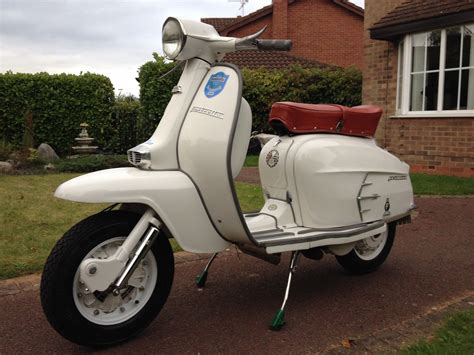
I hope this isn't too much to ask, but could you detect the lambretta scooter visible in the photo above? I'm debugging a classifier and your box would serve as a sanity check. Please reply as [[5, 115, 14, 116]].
[[40, 17, 415, 347]]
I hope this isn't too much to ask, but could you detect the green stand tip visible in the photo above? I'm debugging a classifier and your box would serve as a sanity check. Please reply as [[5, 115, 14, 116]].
[[195, 270, 208, 288], [270, 309, 285, 331]]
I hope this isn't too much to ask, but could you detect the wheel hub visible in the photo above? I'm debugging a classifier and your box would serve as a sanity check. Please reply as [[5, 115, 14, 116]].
[[77, 271, 144, 313], [354, 230, 388, 261], [357, 234, 382, 252], [72, 237, 157, 325]]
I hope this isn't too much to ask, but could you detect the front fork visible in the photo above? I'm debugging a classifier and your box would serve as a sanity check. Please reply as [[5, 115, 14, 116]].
[[79, 208, 160, 294]]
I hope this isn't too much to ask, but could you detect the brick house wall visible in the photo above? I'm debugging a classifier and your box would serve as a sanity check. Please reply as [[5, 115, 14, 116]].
[[226, 15, 273, 40], [363, 0, 474, 177], [226, 0, 364, 70], [287, 0, 363, 68]]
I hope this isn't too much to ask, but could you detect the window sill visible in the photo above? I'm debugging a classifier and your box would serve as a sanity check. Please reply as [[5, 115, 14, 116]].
[[390, 113, 474, 119]]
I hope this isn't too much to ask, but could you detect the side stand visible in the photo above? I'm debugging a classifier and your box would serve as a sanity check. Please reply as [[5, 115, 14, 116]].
[[195, 253, 218, 288], [270, 251, 300, 331]]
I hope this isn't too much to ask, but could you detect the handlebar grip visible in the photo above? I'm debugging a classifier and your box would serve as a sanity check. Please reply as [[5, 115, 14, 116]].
[[256, 39, 292, 51]]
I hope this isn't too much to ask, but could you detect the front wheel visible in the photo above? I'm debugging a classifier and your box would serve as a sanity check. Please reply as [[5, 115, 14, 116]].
[[335, 222, 396, 274], [40, 210, 174, 347]]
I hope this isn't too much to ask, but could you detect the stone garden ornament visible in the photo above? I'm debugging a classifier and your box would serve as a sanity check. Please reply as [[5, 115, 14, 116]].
[[40, 18, 416, 347], [72, 122, 98, 154]]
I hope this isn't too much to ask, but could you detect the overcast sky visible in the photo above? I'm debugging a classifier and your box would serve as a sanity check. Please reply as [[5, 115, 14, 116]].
[[0, 0, 364, 96]]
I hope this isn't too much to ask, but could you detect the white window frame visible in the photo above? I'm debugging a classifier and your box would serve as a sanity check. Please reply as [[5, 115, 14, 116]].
[[396, 24, 474, 117]]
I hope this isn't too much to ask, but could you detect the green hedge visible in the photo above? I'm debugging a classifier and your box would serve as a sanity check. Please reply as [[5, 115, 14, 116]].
[[0, 72, 114, 155], [138, 53, 182, 140], [137, 55, 362, 133], [107, 95, 142, 153], [55, 154, 130, 173], [0, 58, 362, 157], [242, 65, 362, 131]]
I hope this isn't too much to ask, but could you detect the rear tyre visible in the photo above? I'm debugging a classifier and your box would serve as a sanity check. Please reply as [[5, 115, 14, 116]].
[[335, 222, 396, 274], [40, 210, 174, 347]]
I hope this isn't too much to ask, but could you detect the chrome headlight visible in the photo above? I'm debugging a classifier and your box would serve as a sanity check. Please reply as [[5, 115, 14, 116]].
[[162, 18, 185, 60]]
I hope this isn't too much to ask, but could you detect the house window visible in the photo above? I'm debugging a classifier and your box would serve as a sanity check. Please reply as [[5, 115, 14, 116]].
[[398, 24, 474, 116]]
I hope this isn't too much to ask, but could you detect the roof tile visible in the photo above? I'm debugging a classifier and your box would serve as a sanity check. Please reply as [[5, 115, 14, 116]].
[[372, 0, 474, 29], [222, 51, 329, 70], [201, 18, 237, 32]]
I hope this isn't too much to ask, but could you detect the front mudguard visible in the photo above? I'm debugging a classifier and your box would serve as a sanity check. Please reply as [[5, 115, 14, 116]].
[[55, 168, 230, 253]]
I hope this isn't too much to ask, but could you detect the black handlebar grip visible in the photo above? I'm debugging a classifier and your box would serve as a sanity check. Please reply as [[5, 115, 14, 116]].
[[256, 39, 292, 51]]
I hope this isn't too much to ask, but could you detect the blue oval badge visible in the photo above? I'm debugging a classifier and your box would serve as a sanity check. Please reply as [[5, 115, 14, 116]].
[[204, 72, 229, 98]]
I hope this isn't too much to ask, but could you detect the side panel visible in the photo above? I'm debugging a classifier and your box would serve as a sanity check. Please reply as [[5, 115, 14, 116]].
[[54, 168, 230, 253], [178, 65, 254, 244], [291, 135, 414, 228]]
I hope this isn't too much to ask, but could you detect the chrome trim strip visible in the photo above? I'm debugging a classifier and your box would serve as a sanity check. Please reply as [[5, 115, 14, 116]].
[[253, 228, 283, 236], [253, 232, 295, 241], [356, 173, 370, 222], [296, 221, 373, 234], [357, 193, 380, 201], [255, 221, 385, 247]]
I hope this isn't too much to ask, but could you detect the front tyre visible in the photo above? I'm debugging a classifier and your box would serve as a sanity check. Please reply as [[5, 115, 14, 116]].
[[335, 222, 396, 274], [40, 210, 174, 347]]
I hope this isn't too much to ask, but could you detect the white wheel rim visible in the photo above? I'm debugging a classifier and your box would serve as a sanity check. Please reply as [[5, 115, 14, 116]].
[[72, 237, 158, 325], [353, 229, 388, 261]]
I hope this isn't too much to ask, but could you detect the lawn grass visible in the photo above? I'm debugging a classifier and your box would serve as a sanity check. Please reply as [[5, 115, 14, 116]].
[[411, 173, 474, 195], [0, 174, 105, 279], [244, 155, 259, 167], [0, 170, 471, 280], [235, 181, 265, 212], [0, 174, 264, 280], [401, 307, 474, 354]]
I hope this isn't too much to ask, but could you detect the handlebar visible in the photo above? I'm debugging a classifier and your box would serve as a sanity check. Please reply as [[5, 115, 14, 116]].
[[234, 27, 292, 52], [255, 39, 292, 51]]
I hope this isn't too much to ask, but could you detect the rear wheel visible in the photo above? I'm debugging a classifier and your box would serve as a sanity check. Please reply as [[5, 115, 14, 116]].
[[335, 222, 396, 274], [40, 210, 174, 347]]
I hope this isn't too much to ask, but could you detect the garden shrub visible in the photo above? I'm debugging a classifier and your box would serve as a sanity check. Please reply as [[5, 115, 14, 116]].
[[55, 154, 130, 173], [107, 94, 142, 153], [137, 53, 182, 141], [0, 58, 362, 157], [0, 72, 114, 155], [0, 140, 13, 161], [242, 65, 362, 131], [137, 56, 362, 133]]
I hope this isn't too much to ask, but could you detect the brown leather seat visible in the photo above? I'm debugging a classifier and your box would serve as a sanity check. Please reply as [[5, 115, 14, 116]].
[[269, 102, 382, 137]]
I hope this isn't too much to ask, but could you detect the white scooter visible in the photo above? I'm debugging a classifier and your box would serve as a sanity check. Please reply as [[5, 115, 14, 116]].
[[40, 17, 415, 347]]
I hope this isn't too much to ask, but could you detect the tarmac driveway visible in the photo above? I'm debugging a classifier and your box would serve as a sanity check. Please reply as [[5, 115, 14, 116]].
[[0, 197, 473, 353]]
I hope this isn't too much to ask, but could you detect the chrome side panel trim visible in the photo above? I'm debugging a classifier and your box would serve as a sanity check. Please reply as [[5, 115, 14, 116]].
[[254, 221, 385, 247]]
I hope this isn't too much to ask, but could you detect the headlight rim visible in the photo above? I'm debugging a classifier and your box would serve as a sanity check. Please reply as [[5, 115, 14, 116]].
[[162, 17, 186, 60]]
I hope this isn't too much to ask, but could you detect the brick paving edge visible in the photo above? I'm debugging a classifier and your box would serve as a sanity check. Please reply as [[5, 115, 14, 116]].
[[0, 249, 236, 298]]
